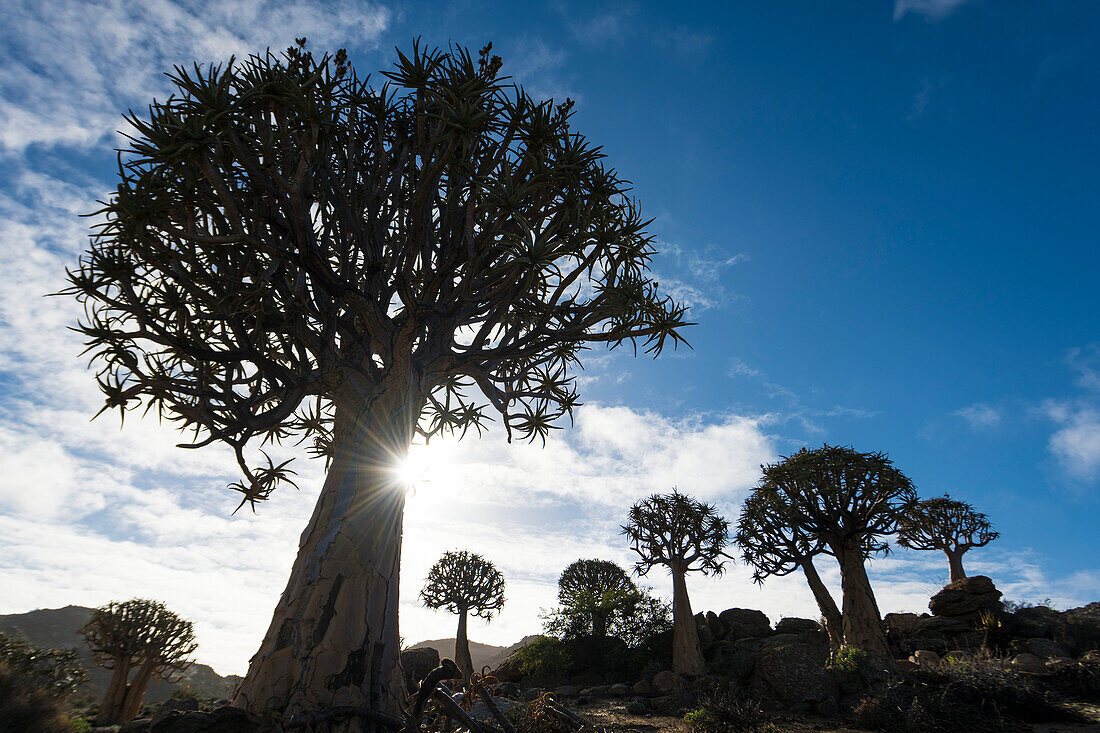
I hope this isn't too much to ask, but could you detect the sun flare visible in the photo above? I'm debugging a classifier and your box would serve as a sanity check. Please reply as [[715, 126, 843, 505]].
[[391, 440, 459, 489]]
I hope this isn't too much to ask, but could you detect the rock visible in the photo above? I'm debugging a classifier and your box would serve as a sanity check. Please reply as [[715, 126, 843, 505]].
[[1046, 656, 1076, 671], [624, 699, 651, 715], [708, 637, 766, 683], [705, 611, 724, 638], [652, 670, 682, 693], [585, 685, 609, 697], [120, 720, 152, 733], [895, 659, 919, 672], [718, 608, 771, 639], [1011, 653, 1047, 674], [928, 576, 1003, 621], [1010, 605, 1061, 638], [884, 612, 924, 636], [774, 617, 820, 635], [553, 685, 580, 698], [631, 678, 653, 696], [1080, 650, 1100, 663], [521, 688, 541, 701], [748, 636, 835, 712], [814, 696, 839, 717], [909, 650, 940, 667], [402, 646, 441, 690], [649, 695, 678, 714], [149, 707, 260, 733], [1057, 602, 1100, 655], [1026, 637, 1068, 659], [697, 622, 715, 651], [918, 615, 972, 636], [151, 698, 198, 725], [608, 683, 631, 697], [468, 699, 517, 721]]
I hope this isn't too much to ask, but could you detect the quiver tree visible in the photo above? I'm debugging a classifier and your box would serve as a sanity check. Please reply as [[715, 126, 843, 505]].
[[79, 599, 196, 725], [556, 559, 640, 639], [756, 446, 916, 657], [420, 550, 505, 680], [64, 40, 688, 721], [898, 494, 998, 583], [621, 490, 728, 676], [736, 491, 842, 650]]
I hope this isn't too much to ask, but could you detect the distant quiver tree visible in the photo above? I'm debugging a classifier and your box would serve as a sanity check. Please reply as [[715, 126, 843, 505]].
[[420, 550, 505, 680], [622, 489, 728, 676], [80, 599, 196, 725], [556, 559, 639, 639], [64, 40, 688, 721], [755, 446, 916, 657], [898, 493, 998, 583], [736, 490, 843, 650]]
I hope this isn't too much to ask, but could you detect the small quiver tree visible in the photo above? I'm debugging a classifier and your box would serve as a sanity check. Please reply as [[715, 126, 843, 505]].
[[621, 490, 728, 676], [898, 493, 998, 583], [736, 491, 842, 650], [420, 551, 505, 680], [556, 559, 640, 639], [80, 599, 196, 725], [756, 446, 916, 658], [0, 631, 89, 733], [64, 40, 688, 721]]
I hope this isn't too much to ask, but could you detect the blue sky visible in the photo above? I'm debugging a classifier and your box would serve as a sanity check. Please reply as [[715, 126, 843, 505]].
[[0, 0, 1097, 674]]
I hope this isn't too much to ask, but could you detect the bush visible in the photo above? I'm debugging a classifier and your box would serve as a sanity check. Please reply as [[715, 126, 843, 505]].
[[506, 692, 573, 733], [0, 662, 75, 733], [854, 652, 1086, 733], [0, 631, 88, 699], [826, 646, 868, 673], [683, 685, 771, 733], [511, 637, 570, 680]]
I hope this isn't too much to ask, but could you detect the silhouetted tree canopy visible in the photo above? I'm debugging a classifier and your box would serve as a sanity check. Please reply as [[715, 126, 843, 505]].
[[420, 550, 505, 619], [64, 40, 691, 511], [0, 632, 87, 700], [554, 559, 639, 638], [621, 489, 729, 576], [898, 493, 998, 582]]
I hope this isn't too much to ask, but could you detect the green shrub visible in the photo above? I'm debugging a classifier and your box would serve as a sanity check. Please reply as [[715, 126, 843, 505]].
[[512, 636, 570, 679], [683, 686, 770, 733], [826, 646, 868, 673]]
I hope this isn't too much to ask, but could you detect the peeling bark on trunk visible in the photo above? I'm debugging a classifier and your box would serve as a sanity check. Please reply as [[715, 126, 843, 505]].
[[670, 564, 706, 676], [836, 547, 889, 657], [946, 548, 967, 583], [234, 385, 422, 727], [95, 657, 130, 725], [454, 607, 474, 680], [802, 558, 843, 651]]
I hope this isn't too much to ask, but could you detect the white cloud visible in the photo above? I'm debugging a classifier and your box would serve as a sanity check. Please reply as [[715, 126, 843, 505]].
[[893, 0, 970, 21], [1046, 404, 1100, 480], [954, 402, 1002, 431]]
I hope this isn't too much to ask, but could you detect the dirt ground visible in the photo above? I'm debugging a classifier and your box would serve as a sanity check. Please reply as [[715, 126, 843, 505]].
[[571, 698, 1100, 732]]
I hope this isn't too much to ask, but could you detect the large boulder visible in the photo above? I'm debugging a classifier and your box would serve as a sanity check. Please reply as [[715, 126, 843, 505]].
[[774, 617, 820, 635], [928, 576, 1002, 621], [1056, 602, 1100, 655], [717, 608, 771, 639], [1009, 605, 1061, 639], [402, 646, 441, 691], [708, 636, 767, 683], [748, 635, 835, 712], [149, 706, 260, 733]]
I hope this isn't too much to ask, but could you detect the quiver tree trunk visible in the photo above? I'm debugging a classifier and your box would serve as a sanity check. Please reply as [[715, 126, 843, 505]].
[[802, 559, 843, 651], [670, 564, 706, 676], [836, 546, 889, 657], [591, 610, 609, 639], [95, 657, 130, 725], [119, 657, 157, 723], [946, 548, 967, 583], [235, 385, 422, 725], [454, 607, 474, 681]]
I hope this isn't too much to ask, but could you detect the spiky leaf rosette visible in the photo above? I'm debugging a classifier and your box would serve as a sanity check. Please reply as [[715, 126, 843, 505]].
[[897, 493, 998, 553], [79, 599, 196, 683], [736, 489, 825, 582], [420, 550, 505, 620], [756, 445, 917, 557], [621, 489, 729, 576], [64, 40, 690, 510]]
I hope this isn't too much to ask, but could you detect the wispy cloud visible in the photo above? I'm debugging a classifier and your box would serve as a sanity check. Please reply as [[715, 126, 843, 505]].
[[893, 0, 971, 22], [1044, 402, 1100, 480], [954, 402, 1002, 431]]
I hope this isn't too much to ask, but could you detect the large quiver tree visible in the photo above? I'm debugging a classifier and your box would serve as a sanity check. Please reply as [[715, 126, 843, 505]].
[[621, 490, 728, 676], [80, 599, 196, 725], [736, 491, 842, 650], [419, 551, 505, 680], [898, 493, 998, 583], [757, 446, 916, 657], [556, 559, 639, 639], [65, 41, 687, 722]]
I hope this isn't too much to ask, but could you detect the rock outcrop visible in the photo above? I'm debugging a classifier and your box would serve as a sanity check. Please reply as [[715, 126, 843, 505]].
[[929, 575, 1002, 621]]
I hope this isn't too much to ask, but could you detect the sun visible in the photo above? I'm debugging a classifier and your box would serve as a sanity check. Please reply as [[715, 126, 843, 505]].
[[391, 439, 458, 489]]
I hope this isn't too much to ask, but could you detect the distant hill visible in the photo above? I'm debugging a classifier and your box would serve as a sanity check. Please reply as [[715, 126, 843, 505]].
[[408, 635, 540, 672], [0, 605, 240, 704]]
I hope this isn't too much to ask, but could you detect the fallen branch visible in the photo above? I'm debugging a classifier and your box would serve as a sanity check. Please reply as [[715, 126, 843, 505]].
[[471, 679, 516, 733], [432, 688, 506, 733], [546, 700, 586, 729]]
